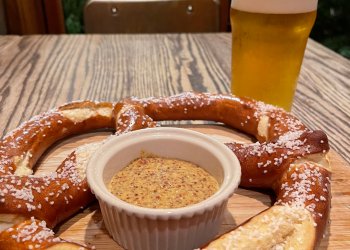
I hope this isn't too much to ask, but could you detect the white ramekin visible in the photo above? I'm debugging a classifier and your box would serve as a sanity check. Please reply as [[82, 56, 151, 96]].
[[87, 127, 241, 250]]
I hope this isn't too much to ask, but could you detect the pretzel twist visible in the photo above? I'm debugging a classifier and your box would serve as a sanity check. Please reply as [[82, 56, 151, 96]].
[[0, 92, 331, 249]]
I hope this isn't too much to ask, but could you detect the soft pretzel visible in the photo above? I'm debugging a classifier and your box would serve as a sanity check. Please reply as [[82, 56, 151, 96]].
[[115, 92, 331, 249], [0, 92, 331, 249], [0, 101, 114, 249], [0, 217, 91, 249]]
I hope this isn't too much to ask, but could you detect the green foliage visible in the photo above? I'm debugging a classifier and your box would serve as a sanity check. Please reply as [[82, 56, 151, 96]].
[[311, 0, 350, 58], [62, 0, 87, 33]]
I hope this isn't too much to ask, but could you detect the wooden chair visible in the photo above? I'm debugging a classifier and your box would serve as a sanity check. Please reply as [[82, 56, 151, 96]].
[[84, 0, 229, 33]]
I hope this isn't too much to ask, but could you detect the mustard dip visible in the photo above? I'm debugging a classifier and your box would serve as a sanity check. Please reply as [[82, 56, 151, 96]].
[[108, 157, 219, 209]]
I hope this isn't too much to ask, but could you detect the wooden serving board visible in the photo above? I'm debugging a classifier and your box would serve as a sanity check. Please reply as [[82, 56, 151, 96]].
[[36, 125, 350, 249]]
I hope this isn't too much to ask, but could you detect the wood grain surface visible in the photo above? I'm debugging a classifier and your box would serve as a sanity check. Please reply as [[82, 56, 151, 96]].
[[0, 34, 349, 163], [34, 125, 350, 249]]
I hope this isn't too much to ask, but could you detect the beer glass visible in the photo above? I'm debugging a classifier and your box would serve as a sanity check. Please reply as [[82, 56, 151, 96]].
[[230, 0, 318, 111]]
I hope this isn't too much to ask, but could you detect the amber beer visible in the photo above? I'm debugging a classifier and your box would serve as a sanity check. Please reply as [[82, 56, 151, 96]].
[[230, 0, 318, 110]]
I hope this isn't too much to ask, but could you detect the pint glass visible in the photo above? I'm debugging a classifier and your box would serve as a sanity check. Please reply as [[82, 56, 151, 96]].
[[230, 0, 317, 110]]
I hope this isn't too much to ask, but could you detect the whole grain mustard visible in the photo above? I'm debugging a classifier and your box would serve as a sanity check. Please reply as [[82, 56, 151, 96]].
[[108, 157, 219, 209]]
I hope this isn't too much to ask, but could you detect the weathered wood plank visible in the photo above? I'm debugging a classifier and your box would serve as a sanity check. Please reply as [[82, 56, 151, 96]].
[[0, 34, 348, 163]]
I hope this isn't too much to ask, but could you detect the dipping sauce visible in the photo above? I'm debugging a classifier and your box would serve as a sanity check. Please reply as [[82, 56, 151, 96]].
[[108, 157, 219, 209]]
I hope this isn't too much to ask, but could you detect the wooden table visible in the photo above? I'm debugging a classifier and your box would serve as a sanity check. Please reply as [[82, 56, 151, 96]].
[[0, 34, 349, 249]]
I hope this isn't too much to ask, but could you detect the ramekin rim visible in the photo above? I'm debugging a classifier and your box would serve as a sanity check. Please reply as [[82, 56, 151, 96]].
[[87, 127, 241, 219]]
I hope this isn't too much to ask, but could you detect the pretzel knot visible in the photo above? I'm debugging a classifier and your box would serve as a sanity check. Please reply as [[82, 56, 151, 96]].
[[0, 92, 331, 249]]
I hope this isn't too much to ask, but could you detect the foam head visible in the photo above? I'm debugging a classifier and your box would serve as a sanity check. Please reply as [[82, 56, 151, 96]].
[[231, 0, 318, 14]]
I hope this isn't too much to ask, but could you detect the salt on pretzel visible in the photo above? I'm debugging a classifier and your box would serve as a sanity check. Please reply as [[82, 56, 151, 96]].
[[0, 92, 331, 249], [0, 101, 114, 249], [0, 217, 90, 249], [116, 92, 331, 249]]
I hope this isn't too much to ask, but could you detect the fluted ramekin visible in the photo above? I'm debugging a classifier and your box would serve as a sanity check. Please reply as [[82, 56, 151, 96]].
[[87, 127, 241, 250]]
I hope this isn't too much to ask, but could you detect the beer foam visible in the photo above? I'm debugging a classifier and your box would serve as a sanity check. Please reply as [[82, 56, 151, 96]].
[[231, 0, 318, 14]]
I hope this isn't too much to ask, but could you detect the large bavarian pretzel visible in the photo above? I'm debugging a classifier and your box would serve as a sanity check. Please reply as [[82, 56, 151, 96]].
[[0, 92, 330, 249]]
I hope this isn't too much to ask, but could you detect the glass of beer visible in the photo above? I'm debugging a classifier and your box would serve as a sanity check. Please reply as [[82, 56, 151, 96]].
[[230, 0, 318, 111]]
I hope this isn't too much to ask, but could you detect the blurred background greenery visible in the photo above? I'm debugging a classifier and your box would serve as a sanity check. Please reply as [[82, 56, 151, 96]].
[[62, 0, 87, 34], [310, 0, 350, 58], [62, 0, 350, 58]]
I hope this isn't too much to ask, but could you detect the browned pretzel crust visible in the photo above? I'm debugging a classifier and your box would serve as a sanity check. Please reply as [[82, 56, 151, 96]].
[[0, 218, 91, 249], [0, 92, 331, 249], [0, 101, 113, 249], [117, 92, 331, 249]]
